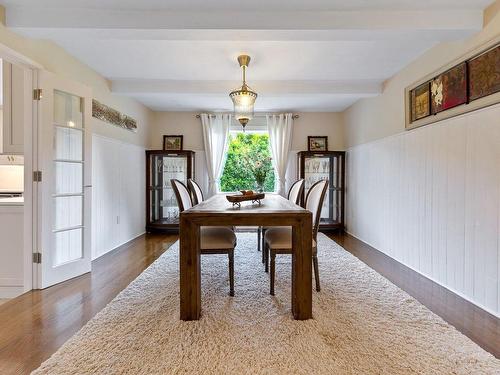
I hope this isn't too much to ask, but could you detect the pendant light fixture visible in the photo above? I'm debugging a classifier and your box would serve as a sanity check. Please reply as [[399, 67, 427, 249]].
[[229, 54, 258, 130]]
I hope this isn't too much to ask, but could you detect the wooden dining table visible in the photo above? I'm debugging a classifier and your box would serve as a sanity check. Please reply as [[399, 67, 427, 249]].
[[179, 193, 313, 321]]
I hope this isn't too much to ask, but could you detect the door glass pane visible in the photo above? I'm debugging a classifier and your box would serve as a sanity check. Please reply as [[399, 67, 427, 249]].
[[54, 126, 82, 160], [52, 89, 84, 266], [54, 228, 82, 266], [54, 162, 82, 195], [53, 195, 82, 230], [54, 90, 83, 128]]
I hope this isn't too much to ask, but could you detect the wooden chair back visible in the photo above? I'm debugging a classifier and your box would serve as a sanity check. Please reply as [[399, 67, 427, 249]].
[[287, 179, 304, 205], [170, 179, 193, 212], [305, 180, 329, 242], [187, 179, 204, 205]]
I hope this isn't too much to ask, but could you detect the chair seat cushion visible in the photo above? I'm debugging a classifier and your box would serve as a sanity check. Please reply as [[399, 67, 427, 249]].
[[264, 227, 316, 251], [201, 226, 237, 250]]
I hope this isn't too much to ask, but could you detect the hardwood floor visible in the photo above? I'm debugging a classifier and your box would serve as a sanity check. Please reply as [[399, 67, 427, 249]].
[[0, 233, 177, 375], [0, 231, 498, 374]]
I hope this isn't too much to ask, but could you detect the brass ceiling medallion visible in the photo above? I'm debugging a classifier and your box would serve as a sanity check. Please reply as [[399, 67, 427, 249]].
[[229, 54, 258, 131]]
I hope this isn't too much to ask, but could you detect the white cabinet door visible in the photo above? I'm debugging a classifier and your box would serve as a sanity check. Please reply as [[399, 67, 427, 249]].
[[2, 61, 29, 155], [35, 70, 92, 289]]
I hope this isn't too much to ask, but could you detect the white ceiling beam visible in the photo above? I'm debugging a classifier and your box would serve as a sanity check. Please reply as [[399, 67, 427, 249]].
[[111, 79, 382, 96], [6, 8, 483, 40], [4, 28, 479, 42]]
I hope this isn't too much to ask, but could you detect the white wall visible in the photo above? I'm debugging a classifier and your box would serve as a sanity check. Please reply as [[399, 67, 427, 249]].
[[343, 1, 500, 148], [92, 134, 145, 259], [151, 111, 345, 151], [0, 18, 155, 265], [150, 111, 344, 195], [347, 103, 500, 318], [342, 1, 500, 317], [0, 24, 154, 147]]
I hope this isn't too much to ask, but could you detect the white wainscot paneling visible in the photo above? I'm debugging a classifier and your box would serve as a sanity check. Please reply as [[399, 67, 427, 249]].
[[0, 206, 24, 298], [92, 135, 145, 260], [346, 104, 500, 317]]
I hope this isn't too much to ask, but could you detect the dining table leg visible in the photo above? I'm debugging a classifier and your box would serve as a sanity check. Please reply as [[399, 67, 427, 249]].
[[179, 216, 201, 320], [291, 214, 313, 320]]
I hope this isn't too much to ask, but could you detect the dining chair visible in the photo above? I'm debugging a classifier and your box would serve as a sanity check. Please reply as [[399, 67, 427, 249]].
[[171, 179, 237, 296], [187, 179, 204, 205], [257, 179, 304, 263], [263, 179, 328, 295]]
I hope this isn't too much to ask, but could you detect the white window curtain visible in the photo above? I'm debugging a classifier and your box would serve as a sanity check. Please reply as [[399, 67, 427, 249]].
[[200, 113, 231, 197], [266, 113, 293, 196]]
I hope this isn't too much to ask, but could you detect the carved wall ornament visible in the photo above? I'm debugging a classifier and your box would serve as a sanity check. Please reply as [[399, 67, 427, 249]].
[[92, 99, 137, 132]]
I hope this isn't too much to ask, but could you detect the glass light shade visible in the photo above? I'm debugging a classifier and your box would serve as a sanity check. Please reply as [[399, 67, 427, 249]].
[[229, 86, 257, 126]]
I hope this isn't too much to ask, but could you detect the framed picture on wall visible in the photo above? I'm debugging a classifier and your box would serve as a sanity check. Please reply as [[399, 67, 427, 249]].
[[430, 62, 467, 114], [406, 39, 500, 130], [468, 44, 500, 101], [163, 135, 183, 151], [308, 136, 328, 151], [410, 81, 431, 121]]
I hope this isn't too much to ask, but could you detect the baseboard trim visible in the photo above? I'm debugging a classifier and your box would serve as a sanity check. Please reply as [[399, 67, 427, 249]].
[[92, 231, 146, 261], [345, 230, 500, 320], [0, 285, 24, 299]]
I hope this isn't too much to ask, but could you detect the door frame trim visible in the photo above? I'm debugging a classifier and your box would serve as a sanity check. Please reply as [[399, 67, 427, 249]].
[[0, 43, 41, 292]]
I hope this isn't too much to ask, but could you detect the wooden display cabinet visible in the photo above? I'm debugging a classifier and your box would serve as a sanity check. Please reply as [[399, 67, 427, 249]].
[[146, 150, 195, 232], [297, 151, 345, 231]]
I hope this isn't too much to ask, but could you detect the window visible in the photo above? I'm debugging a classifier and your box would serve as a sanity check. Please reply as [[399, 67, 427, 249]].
[[220, 118, 275, 192]]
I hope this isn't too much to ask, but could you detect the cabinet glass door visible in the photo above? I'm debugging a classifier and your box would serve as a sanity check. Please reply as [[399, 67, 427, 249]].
[[149, 154, 187, 224], [331, 155, 341, 223], [304, 156, 331, 222]]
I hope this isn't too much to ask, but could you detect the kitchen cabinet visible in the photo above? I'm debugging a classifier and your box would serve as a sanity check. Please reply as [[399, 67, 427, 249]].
[[1, 61, 28, 155]]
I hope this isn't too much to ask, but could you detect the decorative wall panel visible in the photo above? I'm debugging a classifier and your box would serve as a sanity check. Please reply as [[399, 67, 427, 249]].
[[92, 99, 137, 132], [347, 104, 500, 317], [92, 135, 145, 259]]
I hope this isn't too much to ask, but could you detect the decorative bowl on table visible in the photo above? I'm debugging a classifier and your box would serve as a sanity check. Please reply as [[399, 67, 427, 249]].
[[226, 190, 265, 207]]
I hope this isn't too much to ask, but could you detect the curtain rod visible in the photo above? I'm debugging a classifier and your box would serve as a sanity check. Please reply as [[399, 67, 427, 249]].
[[195, 113, 299, 119]]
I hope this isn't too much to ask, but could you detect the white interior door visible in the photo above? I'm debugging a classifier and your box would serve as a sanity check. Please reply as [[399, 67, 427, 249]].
[[36, 70, 92, 288]]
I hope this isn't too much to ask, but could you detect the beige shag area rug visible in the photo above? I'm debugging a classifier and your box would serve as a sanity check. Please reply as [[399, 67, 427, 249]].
[[32, 233, 500, 374]]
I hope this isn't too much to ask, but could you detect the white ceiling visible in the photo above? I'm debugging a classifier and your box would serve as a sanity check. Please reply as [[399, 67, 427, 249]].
[[3, 0, 494, 112]]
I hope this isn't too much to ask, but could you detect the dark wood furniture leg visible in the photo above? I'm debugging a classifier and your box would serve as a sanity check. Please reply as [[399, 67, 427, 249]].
[[179, 216, 201, 320], [270, 251, 276, 295], [264, 242, 269, 273], [261, 227, 267, 264], [257, 227, 261, 251], [291, 216, 312, 320], [313, 255, 320, 292], [228, 251, 235, 297]]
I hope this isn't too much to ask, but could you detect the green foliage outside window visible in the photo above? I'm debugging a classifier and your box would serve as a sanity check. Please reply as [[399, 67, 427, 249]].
[[220, 133, 275, 192]]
